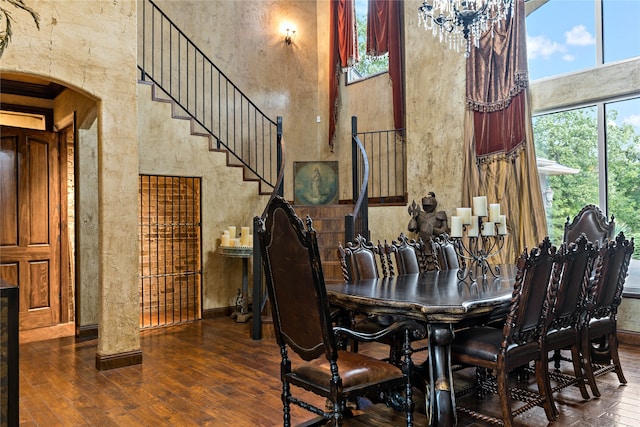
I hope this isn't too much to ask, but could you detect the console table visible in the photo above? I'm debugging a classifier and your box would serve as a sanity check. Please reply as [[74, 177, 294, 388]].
[[219, 246, 253, 323]]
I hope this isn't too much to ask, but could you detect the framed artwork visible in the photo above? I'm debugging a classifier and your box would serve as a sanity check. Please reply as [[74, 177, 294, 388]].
[[293, 161, 339, 206]]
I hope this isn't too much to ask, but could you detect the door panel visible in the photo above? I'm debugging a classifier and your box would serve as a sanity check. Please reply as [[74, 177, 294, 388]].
[[0, 127, 61, 330]]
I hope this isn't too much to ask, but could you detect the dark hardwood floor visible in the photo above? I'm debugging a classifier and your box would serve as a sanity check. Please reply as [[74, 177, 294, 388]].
[[19, 317, 640, 426]]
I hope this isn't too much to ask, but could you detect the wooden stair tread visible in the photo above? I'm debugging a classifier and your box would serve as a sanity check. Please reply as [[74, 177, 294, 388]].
[[293, 204, 353, 284]]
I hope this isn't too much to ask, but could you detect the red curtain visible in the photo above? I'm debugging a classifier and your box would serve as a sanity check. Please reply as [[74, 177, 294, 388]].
[[329, 0, 357, 150], [366, 0, 404, 130]]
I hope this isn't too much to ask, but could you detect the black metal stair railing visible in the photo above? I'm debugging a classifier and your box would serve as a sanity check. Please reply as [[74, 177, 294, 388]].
[[138, 0, 280, 192], [345, 116, 370, 244], [345, 116, 407, 244]]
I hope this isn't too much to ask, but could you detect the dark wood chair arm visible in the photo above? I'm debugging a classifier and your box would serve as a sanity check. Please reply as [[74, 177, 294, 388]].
[[333, 319, 426, 343]]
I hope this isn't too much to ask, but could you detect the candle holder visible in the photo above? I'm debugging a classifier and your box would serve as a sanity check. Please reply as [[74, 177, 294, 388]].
[[449, 197, 507, 283]]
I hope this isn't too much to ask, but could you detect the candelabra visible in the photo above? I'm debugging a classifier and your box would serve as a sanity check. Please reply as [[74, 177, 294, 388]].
[[449, 196, 507, 283]]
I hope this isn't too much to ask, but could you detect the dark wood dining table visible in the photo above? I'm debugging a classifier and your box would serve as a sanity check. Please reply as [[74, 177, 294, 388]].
[[326, 265, 518, 427]]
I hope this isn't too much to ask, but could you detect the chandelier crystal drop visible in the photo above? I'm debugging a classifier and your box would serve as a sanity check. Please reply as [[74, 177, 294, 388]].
[[418, 0, 514, 57]]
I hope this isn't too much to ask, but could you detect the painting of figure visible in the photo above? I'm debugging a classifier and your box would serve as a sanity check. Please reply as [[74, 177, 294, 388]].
[[293, 161, 339, 205]]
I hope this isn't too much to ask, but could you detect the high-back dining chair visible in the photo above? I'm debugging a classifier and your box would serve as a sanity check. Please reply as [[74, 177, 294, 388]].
[[433, 233, 460, 270], [564, 204, 615, 246], [451, 237, 558, 427], [543, 233, 598, 409], [391, 233, 423, 275], [337, 234, 381, 282], [581, 232, 634, 397], [257, 195, 417, 426]]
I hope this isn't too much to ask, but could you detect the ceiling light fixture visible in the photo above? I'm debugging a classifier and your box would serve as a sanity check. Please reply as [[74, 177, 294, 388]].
[[418, 0, 513, 57]]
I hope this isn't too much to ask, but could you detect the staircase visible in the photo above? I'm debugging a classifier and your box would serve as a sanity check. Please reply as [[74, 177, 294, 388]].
[[294, 204, 353, 284]]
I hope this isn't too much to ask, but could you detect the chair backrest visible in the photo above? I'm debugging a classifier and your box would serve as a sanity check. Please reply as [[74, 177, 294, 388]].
[[377, 240, 396, 278], [391, 233, 422, 275], [564, 204, 615, 246], [503, 237, 557, 347], [337, 234, 380, 282], [433, 233, 460, 270], [547, 233, 598, 330], [588, 232, 634, 321], [258, 195, 336, 361]]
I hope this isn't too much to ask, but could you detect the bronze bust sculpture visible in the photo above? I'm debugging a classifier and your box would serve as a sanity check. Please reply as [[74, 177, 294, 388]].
[[408, 192, 449, 242]]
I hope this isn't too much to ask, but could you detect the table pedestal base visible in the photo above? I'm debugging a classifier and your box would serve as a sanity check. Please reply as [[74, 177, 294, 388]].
[[425, 323, 456, 427]]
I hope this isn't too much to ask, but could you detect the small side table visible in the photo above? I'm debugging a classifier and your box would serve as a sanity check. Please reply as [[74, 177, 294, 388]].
[[219, 246, 253, 323]]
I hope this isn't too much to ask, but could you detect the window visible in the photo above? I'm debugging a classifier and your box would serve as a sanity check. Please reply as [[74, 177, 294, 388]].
[[526, 0, 596, 80], [603, 0, 640, 63], [528, 1, 640, 294], [347, 0, 389, 83]]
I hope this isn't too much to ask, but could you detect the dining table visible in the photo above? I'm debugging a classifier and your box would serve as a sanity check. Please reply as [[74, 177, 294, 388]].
[[325, 265, 518, 427]]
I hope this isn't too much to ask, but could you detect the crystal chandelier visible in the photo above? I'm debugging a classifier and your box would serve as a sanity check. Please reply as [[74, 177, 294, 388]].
[[418, 0, 513, 56]]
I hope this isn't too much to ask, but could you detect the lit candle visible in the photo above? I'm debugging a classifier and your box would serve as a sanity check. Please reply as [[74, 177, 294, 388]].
[[221, 234, 230, 247], [450, 216, 463, 237], [228, 226, 236, 239], [497, 215, 508, 235], [467, 216, 479, 237], [457, 207, 472, 225], [489, 203, 500, 222], [473, 196, 488, 217], [482, 221, 495, 236]]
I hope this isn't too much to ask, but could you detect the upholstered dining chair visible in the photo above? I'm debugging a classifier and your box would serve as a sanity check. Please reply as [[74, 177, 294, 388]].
[[451, 237, 558, 427], [390, 233, 423, 275], [433, 233, 460, 270], [581, 232, 634, 398], [564, 204, 615, 246], [257, 195, 418, 426], [543, 233, 598, 410], [337, 234, 419, 364], [337, 234, 382, 282]]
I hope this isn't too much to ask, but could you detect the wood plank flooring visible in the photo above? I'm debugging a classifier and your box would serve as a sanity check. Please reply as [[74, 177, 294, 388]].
[[19, 317, 640, 426]]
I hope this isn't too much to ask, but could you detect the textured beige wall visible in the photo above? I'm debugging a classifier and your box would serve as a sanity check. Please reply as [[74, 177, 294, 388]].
[[137, 83, 270, 310], [335, 1, 467, 243], [152, 0, 332, 199], [1, 0, 141, 356]]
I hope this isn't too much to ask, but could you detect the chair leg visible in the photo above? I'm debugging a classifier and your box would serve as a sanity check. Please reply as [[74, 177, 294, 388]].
[[552, 349, 562, 372], [608, 333, 627, 384], [282, 382, 292, 427], [582, 330, 601, 398], [541, 351, 559, 418], [570, 343, 591, 400], [496, 367, 514, 427], [535, 358, 558, 422]]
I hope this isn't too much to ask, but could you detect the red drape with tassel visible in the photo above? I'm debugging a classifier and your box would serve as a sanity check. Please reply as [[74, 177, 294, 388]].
[[329, 0, 357, 150], [366, 0, 404, 130]]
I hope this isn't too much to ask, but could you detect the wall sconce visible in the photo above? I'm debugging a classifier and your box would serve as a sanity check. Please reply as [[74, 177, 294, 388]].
[[284, 28, 296, 46]]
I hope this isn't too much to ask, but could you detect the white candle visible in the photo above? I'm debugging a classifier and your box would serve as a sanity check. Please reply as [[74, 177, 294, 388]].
[[228, 226, 236, 239], [489, 203, 501, 222], [221, 234, 230, 247], [223, 230, 230, 236], [467, 216, 479, 237], [482, 221, 495, 236], [450, 216, 463, 237], [457, 207, 472, 225], [240, 227, 250, 246], [497, 215, 508, 235], [473, 196, 488, 217]]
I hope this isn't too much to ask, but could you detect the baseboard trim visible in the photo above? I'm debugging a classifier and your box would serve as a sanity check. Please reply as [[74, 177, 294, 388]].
[[202, 307, 233, 319], [96, 350, 143, 371], [76, 324, 98, 342], [618, 329, 640, 346]]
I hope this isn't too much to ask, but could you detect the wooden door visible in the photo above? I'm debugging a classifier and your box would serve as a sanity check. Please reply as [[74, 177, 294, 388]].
[[0, 126, 61, 330]]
